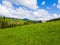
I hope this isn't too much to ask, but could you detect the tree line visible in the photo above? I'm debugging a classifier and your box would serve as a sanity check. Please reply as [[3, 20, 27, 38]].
[[0, 16, 41, 29]]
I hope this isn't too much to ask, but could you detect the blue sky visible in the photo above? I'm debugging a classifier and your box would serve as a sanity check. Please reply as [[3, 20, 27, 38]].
[[37, 0, 58, 8], [0, 0, 2, 4], [0, 0, 60, 21], [37, 0, 59, 14]]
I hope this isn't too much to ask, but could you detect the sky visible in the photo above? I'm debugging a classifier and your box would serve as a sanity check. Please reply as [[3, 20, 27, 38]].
[[0, 0, 60, 21]]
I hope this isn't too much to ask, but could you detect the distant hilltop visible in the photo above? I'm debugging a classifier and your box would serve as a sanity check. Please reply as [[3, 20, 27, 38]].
[[46, 17, 60, 22]]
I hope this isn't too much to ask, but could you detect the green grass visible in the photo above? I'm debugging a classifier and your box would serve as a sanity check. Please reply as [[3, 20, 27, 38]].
[[0, 20, 60, 45]]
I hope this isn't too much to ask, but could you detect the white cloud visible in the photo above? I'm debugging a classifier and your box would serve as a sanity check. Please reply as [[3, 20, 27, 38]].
[[0, 4, 10, 16], [57, 4, 60, 9], [57, 0, 60, 9], [0, 4, 49, 21], [0, 0, 60, 22], [41, 1, 45, 5], [52, 3, 56, 7], [53, 14, 60, 18], [58, 0, 60, 3], [46, 7, 51, 10], [3, 0, 38, 10], [33, 9, 48, 17], [0, 4, 19, 18], [2, 1, 13, 8]]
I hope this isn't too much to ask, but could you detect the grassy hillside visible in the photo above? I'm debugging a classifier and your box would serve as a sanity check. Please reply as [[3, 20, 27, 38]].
[[0, 17, 26, 28], [0, 17, 41, 28], [0, 20, 60, 45]]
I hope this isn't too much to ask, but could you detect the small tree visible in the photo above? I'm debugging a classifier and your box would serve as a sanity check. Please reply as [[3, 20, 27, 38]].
[[1, 16, 6, 28]]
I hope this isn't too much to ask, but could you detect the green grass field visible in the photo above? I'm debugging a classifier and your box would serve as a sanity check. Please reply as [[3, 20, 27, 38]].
[[0, 20, 60, 45]]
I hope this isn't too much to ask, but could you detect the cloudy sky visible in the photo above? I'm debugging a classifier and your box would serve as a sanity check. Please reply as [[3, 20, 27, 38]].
[[0, 0, 60, 21]]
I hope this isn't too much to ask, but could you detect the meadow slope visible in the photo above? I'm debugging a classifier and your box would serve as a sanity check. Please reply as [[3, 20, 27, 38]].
[[0, 20, 60, 45]]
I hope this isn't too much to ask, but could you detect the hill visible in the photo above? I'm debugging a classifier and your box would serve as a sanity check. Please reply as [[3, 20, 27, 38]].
[[0, 16, 41, 29], [47, 18, 60, 22], [0, 20, 60, 45], [0, 16, 26, 28]]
